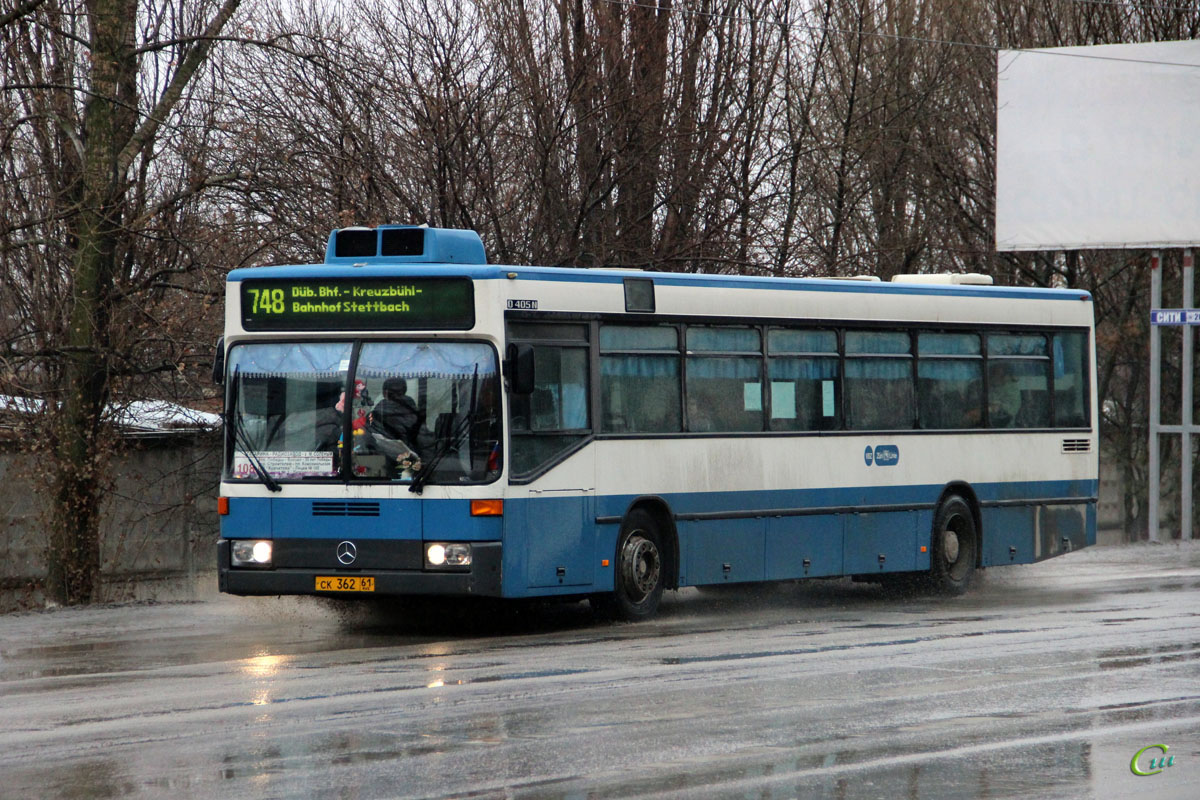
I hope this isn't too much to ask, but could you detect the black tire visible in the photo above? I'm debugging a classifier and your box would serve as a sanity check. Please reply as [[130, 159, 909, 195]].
[[593, 509, 665, 621], [926, 495, 978, 595]]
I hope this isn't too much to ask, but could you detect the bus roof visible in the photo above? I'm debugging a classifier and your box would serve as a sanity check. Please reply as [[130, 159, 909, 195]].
[[229, 225, 1090, 302], [226, 261, 1091, 303]]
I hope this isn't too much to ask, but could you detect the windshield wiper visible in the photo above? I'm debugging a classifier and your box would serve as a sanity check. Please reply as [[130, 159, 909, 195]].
[[232, 413, 283, 492], [409, 366, 479, 495], [227, 367, 282, 492]]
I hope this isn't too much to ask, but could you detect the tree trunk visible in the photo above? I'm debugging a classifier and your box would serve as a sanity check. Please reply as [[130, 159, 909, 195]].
[[45, 0, 136, 605]]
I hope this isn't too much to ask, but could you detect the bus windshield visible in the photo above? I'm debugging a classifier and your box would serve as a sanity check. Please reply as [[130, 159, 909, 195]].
[[224, 341, 501, 485]]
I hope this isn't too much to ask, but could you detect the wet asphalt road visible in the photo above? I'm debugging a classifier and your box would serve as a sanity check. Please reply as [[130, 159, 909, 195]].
[[1, 542, 1198, 800]]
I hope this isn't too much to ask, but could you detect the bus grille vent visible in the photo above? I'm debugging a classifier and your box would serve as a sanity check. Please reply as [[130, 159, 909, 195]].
[[1061, 439, 1091, 454], [312, 501, 381, 517]]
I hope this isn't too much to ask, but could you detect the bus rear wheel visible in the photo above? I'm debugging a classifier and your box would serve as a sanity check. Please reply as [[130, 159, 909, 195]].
[[594, 509, 665, 621], [927, 495, 978, 595]]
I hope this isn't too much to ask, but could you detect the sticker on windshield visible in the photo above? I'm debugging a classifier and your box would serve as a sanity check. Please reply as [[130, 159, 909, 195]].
[[234, 451, 335, 479]]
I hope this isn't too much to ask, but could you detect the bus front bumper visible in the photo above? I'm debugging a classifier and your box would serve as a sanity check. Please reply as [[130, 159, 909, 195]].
[[217, 539, 503, 597]]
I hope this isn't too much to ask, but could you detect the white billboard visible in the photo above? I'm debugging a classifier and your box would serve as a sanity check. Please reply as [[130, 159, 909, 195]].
[[995, 39, 1200, 251]]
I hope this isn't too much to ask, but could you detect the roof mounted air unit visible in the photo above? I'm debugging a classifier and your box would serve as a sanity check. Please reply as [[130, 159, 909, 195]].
[[891, 273, 994, 285], [324, 226, 487, 265]]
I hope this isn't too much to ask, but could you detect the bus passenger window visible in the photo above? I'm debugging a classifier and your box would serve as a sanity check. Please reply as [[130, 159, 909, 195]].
[[917, 332, 983, 429], [1053, 332, 1089, 428], [685, 326, 762, 432], [845, 331, 914, 431], [527, 348, 588, 431], [507, 324, 590, 478], [768, 329, 839, 431], [686, 356, 762, 432], [987, 334, 1050, 428], [599, 325, 681, 434], [601, 355, 681, 432]]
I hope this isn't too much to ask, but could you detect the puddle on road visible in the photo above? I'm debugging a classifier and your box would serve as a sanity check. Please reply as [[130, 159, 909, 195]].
[[25, 719, 1200, 800], [6, 564, 1190, 684], [499, 720, 1200, 800], [1096, 641, 1200, 671], [214, 716, 539, 787], [656, 626, 1030, 667], [495, 737, 1103, 800]]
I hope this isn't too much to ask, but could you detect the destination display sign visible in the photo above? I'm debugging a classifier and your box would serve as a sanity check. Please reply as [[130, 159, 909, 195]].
[[240, 277, 474, 331]]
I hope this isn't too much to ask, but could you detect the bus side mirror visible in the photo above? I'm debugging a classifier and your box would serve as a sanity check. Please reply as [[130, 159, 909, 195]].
[[212, 337, 225, 386], [505, 343, 535, 394]]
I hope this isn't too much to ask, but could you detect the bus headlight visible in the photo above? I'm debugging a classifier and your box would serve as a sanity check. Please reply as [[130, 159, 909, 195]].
[[231, 539, 273, 568], [426, 543, 472, 569]]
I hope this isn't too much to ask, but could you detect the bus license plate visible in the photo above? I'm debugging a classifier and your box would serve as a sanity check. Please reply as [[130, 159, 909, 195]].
[[315, 576, 375, 592]]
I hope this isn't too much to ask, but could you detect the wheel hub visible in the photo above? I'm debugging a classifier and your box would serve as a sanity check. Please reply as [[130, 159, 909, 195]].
[[621, 534, 661, 601], [942, 529, 960, 563]]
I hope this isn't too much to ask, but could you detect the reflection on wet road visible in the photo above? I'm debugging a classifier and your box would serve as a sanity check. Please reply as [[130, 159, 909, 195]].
[[1, 543, 1198, 799]]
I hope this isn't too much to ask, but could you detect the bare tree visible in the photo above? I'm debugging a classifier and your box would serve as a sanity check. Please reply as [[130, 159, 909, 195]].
[[1, 0, 242, 604], [7, 0, 1193, 594]]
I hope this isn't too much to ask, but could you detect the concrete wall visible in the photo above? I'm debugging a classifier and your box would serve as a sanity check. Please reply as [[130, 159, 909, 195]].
[[0, 433, 221, 611]]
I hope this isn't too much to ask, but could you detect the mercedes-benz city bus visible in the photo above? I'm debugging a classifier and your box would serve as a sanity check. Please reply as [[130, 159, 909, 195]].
[[215, 226, 1098, 619]]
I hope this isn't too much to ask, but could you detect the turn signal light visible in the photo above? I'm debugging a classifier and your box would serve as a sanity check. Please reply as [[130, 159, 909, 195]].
[[218, 497, 230, 516], [470, 499, 503, 516]]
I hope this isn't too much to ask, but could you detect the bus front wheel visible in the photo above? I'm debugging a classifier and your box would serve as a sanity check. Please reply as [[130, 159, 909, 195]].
[[594, 509, 665, 621], [927, 495, 978, 595]]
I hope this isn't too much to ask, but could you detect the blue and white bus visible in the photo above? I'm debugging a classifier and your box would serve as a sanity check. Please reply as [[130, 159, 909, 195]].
[[215, 226, 1098, 619]]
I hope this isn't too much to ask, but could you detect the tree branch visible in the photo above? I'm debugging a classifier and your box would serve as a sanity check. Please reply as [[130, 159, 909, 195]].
[[115, 0, 242, 176], [0, 0, 46, 29], [131, 31, 304, 56]]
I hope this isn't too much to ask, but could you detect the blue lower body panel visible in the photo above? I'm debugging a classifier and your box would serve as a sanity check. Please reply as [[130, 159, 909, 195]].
[[597, 480, 1096, 589], [219, 479, 1097, 599]]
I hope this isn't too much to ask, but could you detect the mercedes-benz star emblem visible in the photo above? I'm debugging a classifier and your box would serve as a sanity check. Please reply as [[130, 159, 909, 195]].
[[336, 541, 357, 565]]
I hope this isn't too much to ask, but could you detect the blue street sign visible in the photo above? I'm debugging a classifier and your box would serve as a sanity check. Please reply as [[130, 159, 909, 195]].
[[1151, 309, 1200, 325]]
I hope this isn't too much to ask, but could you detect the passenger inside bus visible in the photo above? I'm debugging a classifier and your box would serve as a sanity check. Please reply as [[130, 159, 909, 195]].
[[368, 377, 425, 473], [988, 370, 1020, 427], [313, 399, 342, 451], [371, 378, 421, 445]]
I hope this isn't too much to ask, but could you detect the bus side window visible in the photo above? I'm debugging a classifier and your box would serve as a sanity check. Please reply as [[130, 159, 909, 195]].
[[845, 331, 914, 431], [685, 326, 762, 432], [507, 323, 590, 478], [987, 334, 1050, 429], [916, 332, 983, 430], [767, 329, 839, 431], [599, 324, 682, 434], [1053, 331, 1090, 428], [526, 349, 587, 431]]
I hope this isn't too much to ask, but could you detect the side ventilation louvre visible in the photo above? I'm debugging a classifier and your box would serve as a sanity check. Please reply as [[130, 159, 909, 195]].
[[312, 501, 381, 517], [1061, 439, 1091, 454]]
